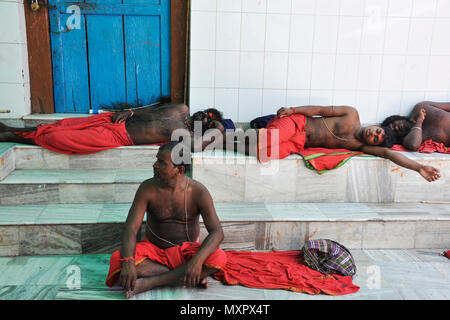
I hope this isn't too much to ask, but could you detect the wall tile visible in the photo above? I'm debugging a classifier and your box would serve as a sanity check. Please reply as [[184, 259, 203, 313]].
[[365, 0, 389, 16], [340, 0, 365, 16], [313, 15, 339, 53], [427, 56, 450, 91], [217, 0, 242, 12], [216, 12, 241, 51], [360, 16, 386, 54], [357, 55, 382, 91], [384, 18, 410, 54], [239, 52, 264, 88], [436, 0, 450, 17], [316, 0, 340, 15], [388, 0, 413, 17], [240, 13, 266, 51], [191, 0, 217, 11], [412, 0, 437, 17], [431, 19, 450, 54], [334, 54, 359, 90], [263, 52, 289, 89], [189, 51, 215, 87], [407, 18, 434, 54], [380, 55, 406, 91], [262, 89, 287, 114], [265, 14, 291, 52], [403, 56, 429, 91], [238, 89, 263, 122], [190, 11, 216, 50], [242, 0, 267, 13], [287, 53, 312, 90], [267, 0, 292, 14], [337, 16, 363, 54], [286, 90, 310, 106], [289, 15, 315, 52], [310, 54, 335, 90], [215, 88, 239, 120], [215, 51, 240, 87]]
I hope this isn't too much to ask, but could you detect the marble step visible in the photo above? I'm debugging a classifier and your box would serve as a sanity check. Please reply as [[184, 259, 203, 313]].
[[192, 150, 450, 203], [0, 169, 154, 205], [0, 202, 448, 256], [11, 144, 159, 170]]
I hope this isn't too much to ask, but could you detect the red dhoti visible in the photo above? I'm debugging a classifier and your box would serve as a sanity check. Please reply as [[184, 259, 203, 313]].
[[213, 250, 360, 296], [257, 114, 307, 162], [13, 113, 134, 155], [105, 239, 227, 287]]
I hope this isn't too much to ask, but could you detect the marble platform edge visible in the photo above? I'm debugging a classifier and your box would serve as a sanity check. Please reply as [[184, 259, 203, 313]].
[[0, 144, 15, 182], [0, 202, 449, 225], [1, 219, 449, 257]]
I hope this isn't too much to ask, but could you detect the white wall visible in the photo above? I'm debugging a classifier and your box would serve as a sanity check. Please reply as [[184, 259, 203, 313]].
[[0, 0, 30, 119], [189, 0, 450, 124]]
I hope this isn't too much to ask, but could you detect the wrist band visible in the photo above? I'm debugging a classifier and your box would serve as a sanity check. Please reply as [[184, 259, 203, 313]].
[[411, 126, 422, 131], [119, 257, 135, 262]]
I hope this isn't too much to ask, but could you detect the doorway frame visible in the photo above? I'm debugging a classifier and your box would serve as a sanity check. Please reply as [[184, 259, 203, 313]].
[[23, 0, 189, 114]]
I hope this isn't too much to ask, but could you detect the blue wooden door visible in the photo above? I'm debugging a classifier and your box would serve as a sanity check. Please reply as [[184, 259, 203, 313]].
[[48, 0, 171, 113]]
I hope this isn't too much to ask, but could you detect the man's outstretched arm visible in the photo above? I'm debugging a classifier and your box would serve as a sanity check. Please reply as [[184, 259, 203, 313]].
[[119, 183, 149, 292], [277, 105, 356, 118], [360, 145, 441, 182], [183, 183, 224, 288]]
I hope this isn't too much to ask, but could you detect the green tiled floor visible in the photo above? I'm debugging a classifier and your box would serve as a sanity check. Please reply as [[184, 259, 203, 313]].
[[0, 249, 448, 300]]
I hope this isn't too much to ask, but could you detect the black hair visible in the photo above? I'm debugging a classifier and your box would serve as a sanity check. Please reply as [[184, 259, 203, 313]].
[[191, 108, 224, 134], [379, 125, 397, 148], [381, 115, 413, 128], [158, 141, 192, 174]]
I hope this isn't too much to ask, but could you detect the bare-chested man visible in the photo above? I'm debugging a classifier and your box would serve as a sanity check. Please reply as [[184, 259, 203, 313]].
[[105, 141, 226, 299], [381, 101, 450, 151], [226, 105, 440, 182], [0, 104, 224, 154]]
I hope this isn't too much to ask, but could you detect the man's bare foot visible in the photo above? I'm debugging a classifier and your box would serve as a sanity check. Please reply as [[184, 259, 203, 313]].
[[125, 278, 155, 299], [197, 278, 208, 289]]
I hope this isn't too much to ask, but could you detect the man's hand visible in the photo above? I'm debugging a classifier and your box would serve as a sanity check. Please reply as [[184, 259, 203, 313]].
[[419, 165, 440, 182], [412, 108, 426, 124], [111, 110, 132, 123], [183, 258, 203, 288], [119, 260, 137, 292], [277, 107, 294, 118]]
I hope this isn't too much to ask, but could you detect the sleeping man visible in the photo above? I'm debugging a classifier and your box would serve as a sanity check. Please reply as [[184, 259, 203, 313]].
[[223, 105, 440, 182], [381, 101, 450, 151]]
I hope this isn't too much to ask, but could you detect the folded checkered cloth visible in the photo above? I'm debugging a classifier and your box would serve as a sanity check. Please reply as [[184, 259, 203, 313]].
[[302, 239, 357, 277]]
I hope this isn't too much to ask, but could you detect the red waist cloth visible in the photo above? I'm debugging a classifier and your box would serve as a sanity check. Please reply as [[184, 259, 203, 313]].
[[13, 113, 135, 155], [105, 239, 227, 287], [257, 114, 366, 172], [213, 250, 360, 296], [391, 139, 450, 154]]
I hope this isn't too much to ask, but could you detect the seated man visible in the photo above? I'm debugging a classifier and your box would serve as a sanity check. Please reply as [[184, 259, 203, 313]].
[[381, 101, 450, 151], [105, 141, 226, 299], [0, 104, 224, 154], [226, 105, 440, 182]]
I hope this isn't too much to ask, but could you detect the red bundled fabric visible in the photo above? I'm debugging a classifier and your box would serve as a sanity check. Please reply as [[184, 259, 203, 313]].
[[214, 250, 360, 296], [13, 113, 135, 155], [105, 239, 227, 287], [391, 139, 449, 154], [441, 250, 450, 259]]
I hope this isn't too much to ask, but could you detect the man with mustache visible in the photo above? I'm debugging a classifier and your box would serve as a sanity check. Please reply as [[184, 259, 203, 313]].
[[227, 105, 440, 182]]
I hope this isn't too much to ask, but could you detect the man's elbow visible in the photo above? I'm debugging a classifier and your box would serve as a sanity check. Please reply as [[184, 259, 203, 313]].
[[403, 141, 420, 152]]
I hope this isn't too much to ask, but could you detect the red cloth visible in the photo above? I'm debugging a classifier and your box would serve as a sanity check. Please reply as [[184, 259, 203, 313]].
[[442, 250, 450, 259], [13, 113, 135, 155], [391, 139, 450, 154], [213, 250, 360, 296], [105, 239, 227, 287], [257, 114, 365, 172], [257, 114, 307, 162]]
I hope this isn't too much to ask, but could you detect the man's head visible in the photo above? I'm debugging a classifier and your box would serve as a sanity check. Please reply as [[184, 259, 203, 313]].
[[381, 115, 414, 137], [192, 108, 224, 134], [153, 142, 191, 180], [360, 125, 396, 148]]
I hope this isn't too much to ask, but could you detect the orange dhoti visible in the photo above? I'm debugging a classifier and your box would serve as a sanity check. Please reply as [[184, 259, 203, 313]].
[[105, 239, 227, 287]]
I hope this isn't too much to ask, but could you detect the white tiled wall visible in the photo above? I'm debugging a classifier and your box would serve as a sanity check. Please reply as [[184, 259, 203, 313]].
[[0, 0, 30, 119], [189, 0, 450, 124]]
